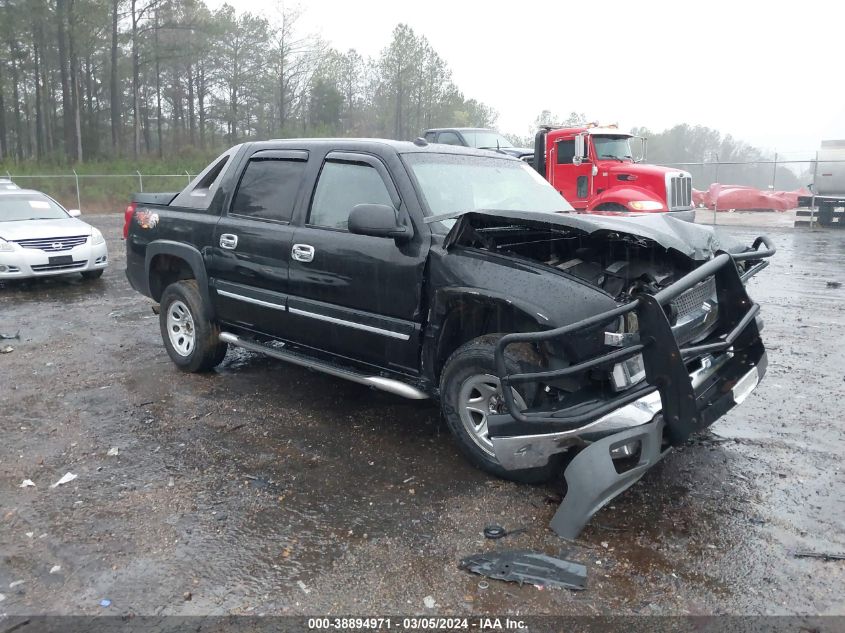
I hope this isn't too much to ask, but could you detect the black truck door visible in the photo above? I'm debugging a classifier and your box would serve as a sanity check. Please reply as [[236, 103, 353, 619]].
[[208, 149, 309, 337], [286, 151, 426, 374]]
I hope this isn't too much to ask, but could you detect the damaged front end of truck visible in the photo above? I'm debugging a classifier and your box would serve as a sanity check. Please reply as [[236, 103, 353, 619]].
[[437, 210, 775, 539]]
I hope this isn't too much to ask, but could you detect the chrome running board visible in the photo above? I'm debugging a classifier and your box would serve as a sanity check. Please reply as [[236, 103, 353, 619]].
[[219, 332, 429, 400]]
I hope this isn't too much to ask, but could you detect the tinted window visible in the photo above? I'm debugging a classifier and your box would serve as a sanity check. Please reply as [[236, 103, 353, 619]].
[[424, 131, 436, 142], [556, 140, 575, 164], [309, 161, 393, 230], [437, 131, 463, 146], [230, 158, 306, 222]]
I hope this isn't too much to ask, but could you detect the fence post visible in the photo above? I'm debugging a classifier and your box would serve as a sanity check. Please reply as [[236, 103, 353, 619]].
[[137, 171, 143, 192], [72, 169, 82, 212], [185, 170, 191, 185], [711, 154, 720, 226], [771, 152, 778, 190], [809, 152, 819, 230]]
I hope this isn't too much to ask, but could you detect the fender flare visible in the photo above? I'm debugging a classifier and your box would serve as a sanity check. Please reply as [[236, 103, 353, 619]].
[[587, 186, 664, 212], [145, 240, 214, 319]]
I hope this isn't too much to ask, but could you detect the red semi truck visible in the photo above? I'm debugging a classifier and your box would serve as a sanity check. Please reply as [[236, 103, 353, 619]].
[[532, 125, 695, 217]]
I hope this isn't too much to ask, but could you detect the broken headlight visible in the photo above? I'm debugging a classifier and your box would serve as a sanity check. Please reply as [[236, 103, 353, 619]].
[[610, 353, 646, 391]]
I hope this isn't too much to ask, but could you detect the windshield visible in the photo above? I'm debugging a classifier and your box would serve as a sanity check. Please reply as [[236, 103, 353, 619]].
[[460, 131, 514, 150], [404, 153, 573, 230], [0, 194, 70, 222], [592, 135, 633, 161]]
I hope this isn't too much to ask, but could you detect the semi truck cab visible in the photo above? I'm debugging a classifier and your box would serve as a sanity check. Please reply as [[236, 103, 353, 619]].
[[535, 125, 695, 217]]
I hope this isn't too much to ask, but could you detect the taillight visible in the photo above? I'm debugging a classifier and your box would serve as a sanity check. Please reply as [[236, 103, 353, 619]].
[[123, 202, 137, 239]]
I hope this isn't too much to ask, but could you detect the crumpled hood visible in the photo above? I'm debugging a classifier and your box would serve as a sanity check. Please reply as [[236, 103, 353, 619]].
[[440, 209, 746, 261], [0, 218, 93, 241]]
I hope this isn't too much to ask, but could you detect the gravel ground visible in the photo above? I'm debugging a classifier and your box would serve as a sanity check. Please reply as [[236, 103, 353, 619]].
[[0, 214, 843, 617]]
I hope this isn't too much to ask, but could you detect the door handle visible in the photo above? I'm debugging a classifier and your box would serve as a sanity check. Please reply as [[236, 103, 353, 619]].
[[220, 234, 238, 250], [292, 243, 315, 263]]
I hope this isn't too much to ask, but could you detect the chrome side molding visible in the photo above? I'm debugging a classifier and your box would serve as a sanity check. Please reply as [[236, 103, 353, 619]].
[[219, 332, 428, 400]]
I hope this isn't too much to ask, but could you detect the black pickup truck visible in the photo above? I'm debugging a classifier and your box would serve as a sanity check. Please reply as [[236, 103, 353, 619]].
[[125, 138, 775, 538]]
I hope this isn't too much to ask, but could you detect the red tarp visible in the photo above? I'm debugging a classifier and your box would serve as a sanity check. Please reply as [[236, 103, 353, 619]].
[[691, 185, 810, 212]]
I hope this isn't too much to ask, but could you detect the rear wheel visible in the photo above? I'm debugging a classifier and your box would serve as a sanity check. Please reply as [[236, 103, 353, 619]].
[[440, 335, 560, 483], [159, 280, 227, 372]]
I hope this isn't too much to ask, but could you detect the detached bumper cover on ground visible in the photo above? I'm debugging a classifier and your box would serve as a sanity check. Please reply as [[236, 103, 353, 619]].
[[488, 237, 775, 538]]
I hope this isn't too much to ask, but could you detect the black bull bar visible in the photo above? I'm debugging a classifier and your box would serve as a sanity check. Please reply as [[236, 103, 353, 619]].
[[491, 236, 776, 447]]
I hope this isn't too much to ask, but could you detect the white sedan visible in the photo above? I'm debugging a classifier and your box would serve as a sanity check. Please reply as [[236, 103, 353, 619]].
[[0, 188, 108, 281]]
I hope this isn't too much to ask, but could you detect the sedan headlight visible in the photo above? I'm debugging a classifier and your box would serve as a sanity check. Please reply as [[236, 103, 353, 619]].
[[628, 200, 664, 211], [0, 238, 14, 252], [90, 229, 105, 246]]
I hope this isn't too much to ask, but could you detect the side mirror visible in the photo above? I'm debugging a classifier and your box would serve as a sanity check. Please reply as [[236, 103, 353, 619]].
[[631, 137, 647, 163], [573, 134, 586, 165], [348, 204, 413, 243], [68, 209, 82, 217]]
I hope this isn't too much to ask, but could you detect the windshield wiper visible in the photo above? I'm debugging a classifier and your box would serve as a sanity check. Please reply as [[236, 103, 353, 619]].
[[599, 154, 626, 162]]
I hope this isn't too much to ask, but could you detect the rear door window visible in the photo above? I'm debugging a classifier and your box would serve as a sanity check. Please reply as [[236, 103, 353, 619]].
[[436, 131, 463, 146], [230, 158, 307, 223]]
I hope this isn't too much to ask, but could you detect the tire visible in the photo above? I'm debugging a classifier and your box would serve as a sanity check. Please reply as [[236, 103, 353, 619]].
[[81, 269, 104, 280], [159, 280, 227, 372], [439, 335, 560, 483]]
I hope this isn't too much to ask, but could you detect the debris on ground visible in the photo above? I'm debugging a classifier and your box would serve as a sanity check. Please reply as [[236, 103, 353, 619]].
[[0, 593, 6, 602], [826, 281, 842, 289], [1, 346, 14, 354], [0, 331, 20, 340], [459, 550, 587, 591], [183, 591, 192, 601], [100, 599, 111, 607], [423, 595, 436, 609], [9, 580, 25, 589], [19, 479, 36, 488], [296, 580, 311, 594], [50, 472, 77, 488], [49, 565, 61, 574], [792, 550, 845, 561], [107, 447, 119, 456], [483, 524, 528, 540]]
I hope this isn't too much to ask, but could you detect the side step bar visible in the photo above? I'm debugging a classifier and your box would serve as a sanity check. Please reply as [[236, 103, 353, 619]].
[[219, 332, 429, 400]]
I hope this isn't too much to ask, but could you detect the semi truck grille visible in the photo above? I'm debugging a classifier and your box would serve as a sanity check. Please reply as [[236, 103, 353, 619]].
[[671, 276, 716, 320], [13, 235, 88, 252], [667, 175, 693, 210]]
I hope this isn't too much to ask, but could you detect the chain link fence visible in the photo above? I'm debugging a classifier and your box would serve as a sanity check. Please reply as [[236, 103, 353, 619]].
[[2, 171, 195, 213]]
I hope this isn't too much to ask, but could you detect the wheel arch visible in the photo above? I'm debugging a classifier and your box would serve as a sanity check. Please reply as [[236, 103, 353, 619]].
[[425, 288, 549, 382], [145, 241, 214, 319]]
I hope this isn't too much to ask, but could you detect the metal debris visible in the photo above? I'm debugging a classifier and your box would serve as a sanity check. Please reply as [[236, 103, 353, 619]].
[[459, 550, 587, 591], [483, 525, 528, 540], [792, 550, 845, 561]]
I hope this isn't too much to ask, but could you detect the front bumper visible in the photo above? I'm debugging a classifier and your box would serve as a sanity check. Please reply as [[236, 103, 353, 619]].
[[488, 235, 775, 538], [0, 240, 108, 279]]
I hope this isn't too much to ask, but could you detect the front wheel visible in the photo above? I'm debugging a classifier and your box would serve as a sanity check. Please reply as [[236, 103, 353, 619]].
[[159, 280, 227, 372], [440, 335, 560, 483]]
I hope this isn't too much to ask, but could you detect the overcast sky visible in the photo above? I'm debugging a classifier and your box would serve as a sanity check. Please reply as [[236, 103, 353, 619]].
[[214, 0, 843, 157]]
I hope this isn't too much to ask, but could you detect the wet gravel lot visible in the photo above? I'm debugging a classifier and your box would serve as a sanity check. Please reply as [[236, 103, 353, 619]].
[[1, 214, 843, 616]]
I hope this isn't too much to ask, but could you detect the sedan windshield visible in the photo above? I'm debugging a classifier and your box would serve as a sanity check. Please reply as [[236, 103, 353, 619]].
[[0, 194, 69, 222], [592, 135, 633, 161], [404, 153, 573, 230], [461, 131, 514, 150]]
